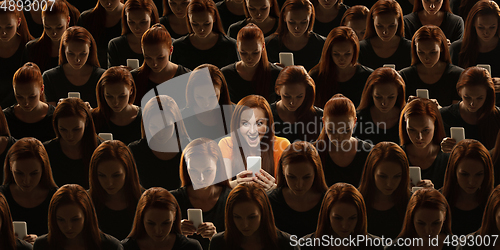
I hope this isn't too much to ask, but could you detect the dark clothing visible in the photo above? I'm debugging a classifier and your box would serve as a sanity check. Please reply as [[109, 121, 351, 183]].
[[403, 12, 464, 43], [397, 0, 415, 15], [24, 11, 44, 38], [170, 34, 239, 70], [343, 0, 377, 9], [228, 19, 278, 39], [107, 35, 144, 68], [93, 108, 143, 146], [209, 230, 300, 250], [42, 65, 106, 108], [270, 102, 323, 143], [121, 234, 203, 250], [0, 136, 16, 183], [367, 206, 404, 239], [399, 63, 463, 107], [354, 108, 401, 145], [181, 106, 232, 143], [21, 38, 60, 73], [16, 238, 33, 250], [3, 104, 56, 143], [96, 205, 135, 241], [359, 37, 412, 71], [451, 205, 484, 236], [0, 42, 25, 108], [33, 233, 123, 250], [312, 4, 349, 38], [265, 32, 326, 71], [402, 144, 450, 189], [0, 184, 57, 236], [267, 187, 323, 238], [216, 0, 247, 33], [159, 15, 189, 40], [128, 138, 183, 190]]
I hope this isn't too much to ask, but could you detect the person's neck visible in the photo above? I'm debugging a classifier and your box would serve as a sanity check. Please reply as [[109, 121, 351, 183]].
[[330, 137, 356, 153], [12, 184, 43, 198], [63, 63, 90, 75], [421, 60, 446, 74], [59, 139, 82, 151], [65, 234, 86, 247], [370, 106, 399, 121], [17, 101, 45, 115], [0, 34, 20, 49], [106, 189, 127, 203], [375, 35, 400, 46], [150, 62, 176, 79], [287, 33, 308, 43], [336, 64, 357, 78], [478, 36, 499, 51], [237, 60, 258, 74], [373, 189, 394, 203], [226, 0, 245, 15], [276, 100, 297, 117], [188, 185, 221, 199], [51, 39, 60, 53], [456, 188, 478, 202], [241, 232, 261, 245], [127, 33, 141, 44], [409, 143, 438, 158], [145, 234, 176, 249], [420, 10, 443, 21], [316, 3, 339, 16], [459, 101, 480, 118], [284, 187, 318, 202], [106, 3, 124, 16], [111, 104, 134, 119], [192, 32, 218, 42]]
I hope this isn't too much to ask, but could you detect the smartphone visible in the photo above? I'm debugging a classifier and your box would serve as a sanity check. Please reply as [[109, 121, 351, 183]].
[[450, 127, 465, 143], [68, 92, 80, 99], [247, 156, 261, 177], [279, 52, 294, 67], [416, 89, 429, 99], [127, 59, 140, 69], [187, 209, 203, 229], [98, 133, 113, 141], [13, 221, 27, 240], [383, 64, 396, 69], [477, 64, 491, 75], [411, 187, 423, 193], [409, 166, 422, 186]]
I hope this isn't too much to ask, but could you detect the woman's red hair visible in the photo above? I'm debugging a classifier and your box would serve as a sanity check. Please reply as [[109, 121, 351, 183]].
[[357, 67, 406, 111], [412, 0, 451, 13], [340, 5, 370, 26], [274, 0, 315, 39], [0, 106, 9, 137], [12, 62, 46, 103], [242, 0, 280, 20], [275, 65, 316, 121], [186, 0, 226, 35], [364, 0, 404, 40], [399, 98, 446, 146], [0, 1, 33, 45], [411, 25, 451, 65], [0, 193, 16, 250], [59, 26, 100, 67], [478, 184, 500, 242], [185, 63, 232, 108], [122, 0, 160, 35]]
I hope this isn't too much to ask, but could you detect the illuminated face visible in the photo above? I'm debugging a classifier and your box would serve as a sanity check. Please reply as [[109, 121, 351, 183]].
[[144, 208, 175, 242], [97, 160, 126, 195], [143, 43, 172, 73], [374, 161, 403, 196], [193, 84, 220, 110], [279, 82, 306, 112], [247, 0, 271, 23], [283, 161, 315, 196], [405, 114, 435, 149], [99, 0, 122, 12], [56, 203, 85, 239], [459, 85, 487, 113], [238, 39, 263, 68], [233, 201, 261, 237], [58, 116, 86, 146], [189, 11, 214, 39], [456, 158, 484, 195], [285, 9, 310, 38], [127, 10, 151, 39], [475, 15, 498, 43], [318, 0, 338, 10], [422, 0, 443, 16], [11, 158, 43, 193], [14, 83, 42, 112], [331, 40, 354, 69], [329, 202, 358, 238], [238, 108, 268, 148], [187, 155, 217, 189], [65, 41, 90, 70], [43, 14, 69, 42], [413, 207, 445, 238], [0, 13, 20, 43], [416, 39, 441, 68], [346, 19, 366, 40], [323, 115, 356, 147], [148, 113, 175, 142], [374, 13, 398, 42], [169, 0, 191, 19], [372, 82, 398, 113], [104, 83, 132, 113]]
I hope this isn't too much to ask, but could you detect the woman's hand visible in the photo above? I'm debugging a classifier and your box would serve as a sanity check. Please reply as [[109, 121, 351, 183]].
[[197, 222, 217, 239], [416, 179, 434, 189], [23, 234, 37, 245], [180, 219, 197, 236], [253, 169, 276, 192], [440, 137, 456, 153], [492, 77, 500, 93]]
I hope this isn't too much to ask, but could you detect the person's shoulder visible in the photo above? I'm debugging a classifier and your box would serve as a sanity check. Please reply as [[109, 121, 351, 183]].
[[446, 11, 464, 23], [218, 136, 233, 149], [447, 63, 464, 74], [120, 237, 138, 250], [174, 233, 203, 249], [209, 232, 226, 249], [169, 186, 187, 199], [176, 65, 192, 74], [399, 65, 416, 76], [314, 106, 324, 116], [277, 230, 300, 249], [109, 35, 127, 46], [221, 62, 237, 72], [42, 65, 62, 76], [358, 64, 374, 74], [450, 39, 463, 49], [0, 183, 9, 194], [359, 38, 370, 48], [33, 234, 49, 249], [101, 233, 123, 249], [25, 38, 39, 48], [400, 37, 412, 46], [127, 138, 146, 150], [16, 238, 33, 250], [403, 12, 418, 21], [265, 34, 279, 44], [309, 32, 326, 42], [173, 34, 190, 45], [2, 104, 15, 116], [215, 0, 225, 7], [43, 138, 59, 148], [266, 186, 281, 200], [229, 19, 246, 28], [358, 139, 374, 151], [440, 103, 459, 114], [270, 62, 283, 71], [219, 34, 237, 44], [275, 136, 291, 147]]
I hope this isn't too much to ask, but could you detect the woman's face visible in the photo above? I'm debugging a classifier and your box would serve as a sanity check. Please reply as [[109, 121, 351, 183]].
[[97, 159, 126, 195], [104, 83, 132, 113], [278, 82, 306, 112], [374, 161, 402, 196], [58, 116, 86, 146], [330, 202, 358, 238], [405, 114, 435, 149], [459, 85, 488, 113], [143, 43, 172, 73], [14, 83, 42, 112], [11, 158, 43, 193], [247, 0, 271, 23], [189, 11, 214, 39], [372, 82, 398, 113], [373, 13, 398, 42], [43, 14, 69, 42], [456, 158, 484, 195], [416, 39, 441, 68], [127, 9, 151, 39], [331, 40, 354, 69], [193, 84, 220, 110], [413, 207, 445, 238], [99, 0, 122, 12], [144, 208, 175, 242], [475, 14, 498, 43], [238, 39, 263, 68], [232, 201, 261, 237], [283, 161, 315, 196], [187, 154, 217, 189], [65, 41, 90, 70], [56, 203, 85, 239], [346, 19, 366, 40], [285, 9, 310, 38], [238, 108, 268, 148], [0, 13, 19, 43], [169, 0, 191, 19], [148, 113, 175, 142], [318, 0, 338, 10], [422, 0, 443, 16], [323, 115, 356, 147]]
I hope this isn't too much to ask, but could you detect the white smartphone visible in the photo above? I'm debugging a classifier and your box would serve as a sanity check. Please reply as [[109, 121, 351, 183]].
[[383, 64, 396, 69], [68, 92, 80, 99], [127, 59, 140, 69], [416, 89, 429, 99], [279, 52, 294, 67], [409, 166, 422, 186], [187, 209, 203, 229], [477, 64, 492, 75], [247, 156, 261, 177], [450, 127, 465, 143], [411, 187, 423, 193], [13, 221, 27, 240], [98, 133, 113, 141]]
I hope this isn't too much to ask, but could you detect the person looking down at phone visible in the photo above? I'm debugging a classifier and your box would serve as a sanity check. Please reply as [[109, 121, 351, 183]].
[[226, 0, 280, 39], [0, 192, 33, 250]]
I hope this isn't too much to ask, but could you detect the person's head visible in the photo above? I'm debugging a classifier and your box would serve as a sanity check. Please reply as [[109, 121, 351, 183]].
[[411, 25, 451, 67], [276, 0, 315, 38], [399, 98, 446, 147], [364, 0, 404, 41], [141, 23, 173, 74], [122, 0, 160, 38], [319, 26, 360, 74], [479, 185, 500, 236], [41, 0, 71, 43], [186, 0, 225, 36], [456, 67, 496, 119], [97, 0, 124, 12], [47, 184, 101, 247], [53, 98, 96, 147], [357, 67, 406, 112], [59, 26, 100, 68], [315, 183, 367, 238], [3, 138, 57, 191], [242, 0, 280, 23], [398, 188, 452, 239], [340, 5, 370, 40], [128, 187, 182, 241], [315, 0, 342, 10], [185, 64, 231, 109], [95, 66, 137, 120], [0, 1, 33, 45], [12, 62, 46, 110], [317, 94, 357, 148], [0, 107, 9, 137], [237, 23, 267, 69], [179, 138, 229, 189], [163, 0, 191, 18], [0, 193, 16, 250], [412, 0, 451, 14]]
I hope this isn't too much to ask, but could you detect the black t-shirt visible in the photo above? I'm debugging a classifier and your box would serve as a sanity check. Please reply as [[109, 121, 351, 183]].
[[216, 0, 247, 33], [24, 11, 43, 38], [265, 32, 326, 71], [121, 234, 203, 250], [159, 15, 188, 41], [222, 62, 282, 104], [451, 204, 484, 237], [171, 34, 239, 70], [33, 233, 123, 250], [227, 19, 278, 39], [312, 4, 349, 38], [0, 136, 16, 183], [403, 12, 464, 43], [128, 138, 183, 190], [401, 144, 450, 189], [270, 102, 323, 143], [21, 38, 60, 73], [354, 108, 401, 145], [170, 186, 230, 250], [181, 107, 231, 143], [42, 65, 106, 108], [399, 63, 463, 107], [3, 104, 56, 143], [367, 205, 404, 239], [96, 205, 136, 241], [93, 108, 143, 146], [267, 187, 323, 238], [0, 184, 57, 236], [107, 35, 144, 68], [0, 42, 25, 108], [343, 0, 377, 9], [209, 230, 300, 250], [358, 37, 412, 71], [16, 238, 33, 250], [397, 0, 415, 15]]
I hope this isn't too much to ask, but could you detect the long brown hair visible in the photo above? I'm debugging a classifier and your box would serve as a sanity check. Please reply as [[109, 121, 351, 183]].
[[122, 0, 160, 35], [0, 1, 34, 45], [186, 0, 226, 35], [274, 0, 315, 39], [340, 5, 370, 26], [0, 106, 9, 137], [399, 98, 446, 146], [12, 62, 46, 103], [364, 0, 404, 40], [0, 193, 16, 250], [478, 184, 500, 243], [59, 26, 100, 67], [411, 25, 452, 66], [357, 67, 406, 111], [185, 63, 232, 108], [412, 0, 451, 13]]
